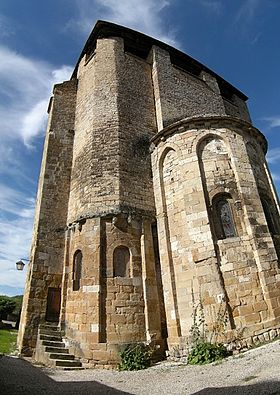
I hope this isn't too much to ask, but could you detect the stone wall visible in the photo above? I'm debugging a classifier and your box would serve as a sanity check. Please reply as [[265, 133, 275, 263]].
[[61, 215, 162, 366], [151, 116, 280, 352], [118, 51, 157, 214], [67, 38, 121, 222], [19, 22, 280, 365], [62, 38, 162, 365], [18, 80, 77, 354], [68, 38, 157, 222], [150, 46, 250, 131]]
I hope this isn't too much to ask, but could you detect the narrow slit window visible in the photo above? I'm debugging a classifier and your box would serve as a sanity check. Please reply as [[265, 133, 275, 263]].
[[215, 198, 236, 239], [73, 250, 82, 291], [261, 198, 280, 236]]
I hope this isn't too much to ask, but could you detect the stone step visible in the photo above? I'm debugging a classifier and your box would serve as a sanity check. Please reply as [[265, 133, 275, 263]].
[[39, 328, 61, 336], [39, 327, 65, 336], [44, 321, 59, 326], [55, 359, 82, 368], [37, 324, 82, 369], [50, 353, 75, 360], [45, 346, 68, 354], [40, 334, 62, 342], [42, 340, 65, 348], [39, 324, 60, 330], [58, 367, 84, 371]]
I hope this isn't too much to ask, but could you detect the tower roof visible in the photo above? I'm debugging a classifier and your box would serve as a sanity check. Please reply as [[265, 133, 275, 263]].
[[72, 20, 248, 101]]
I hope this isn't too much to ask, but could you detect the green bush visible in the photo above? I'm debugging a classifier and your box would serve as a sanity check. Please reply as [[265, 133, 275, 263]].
[[119, 344, 152, 371], [187, 341, 229, 365], [0, 296, 16, 320], [10, 295, 23, 317]]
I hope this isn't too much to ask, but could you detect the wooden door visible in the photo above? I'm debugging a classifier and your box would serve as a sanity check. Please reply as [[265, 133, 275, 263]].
[[45, 287, 61, 322]]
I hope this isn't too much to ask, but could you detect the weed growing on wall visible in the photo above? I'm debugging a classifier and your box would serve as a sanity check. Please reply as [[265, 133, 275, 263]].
[[189, 300, 206, 345], [187, 299, 231, 365]]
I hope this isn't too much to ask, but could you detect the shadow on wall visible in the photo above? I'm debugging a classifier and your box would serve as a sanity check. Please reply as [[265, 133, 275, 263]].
[[0, 356, 131, 395], [193, 381, 280, 394]]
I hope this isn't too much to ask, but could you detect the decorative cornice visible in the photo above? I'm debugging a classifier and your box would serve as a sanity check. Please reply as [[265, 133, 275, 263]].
[[150, 115, 267, 153]]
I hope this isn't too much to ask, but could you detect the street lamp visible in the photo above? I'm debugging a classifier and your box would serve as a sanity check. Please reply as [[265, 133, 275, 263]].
[[16, 259, 29, 271]]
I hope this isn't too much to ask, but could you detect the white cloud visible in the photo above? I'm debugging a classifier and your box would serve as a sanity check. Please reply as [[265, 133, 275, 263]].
[[0, 219, 32, 289], [271, 173, 280, 182], [0, 14, 15, 38], [233, 0, 263, 43], [0, 143, 36, 187], [0, 185, 35, 291], [0, 184, 35, 219], [262, 116, 280, 129], [199, 0, 223, 14], [0, 20, 73, 295], [0, 15, 74, 295], [0, 45, 72, 147], [21, 100, 49, 147], [67, 0, 178, 47], [235, 0, 261, 23], [267, 148, 280, 164]]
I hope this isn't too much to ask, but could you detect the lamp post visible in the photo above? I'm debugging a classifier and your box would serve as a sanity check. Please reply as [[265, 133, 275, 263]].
[[16, 259, 29, 271]]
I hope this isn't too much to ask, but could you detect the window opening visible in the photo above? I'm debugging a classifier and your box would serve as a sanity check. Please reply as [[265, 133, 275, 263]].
[[73, 250, 82, 291], [113, 246, 130, 277], [215, 198, 236, 239], [261, 198, 280, 236]]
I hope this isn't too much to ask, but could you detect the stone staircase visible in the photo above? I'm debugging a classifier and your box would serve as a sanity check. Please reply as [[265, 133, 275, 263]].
[[35, 323, 82, 369]]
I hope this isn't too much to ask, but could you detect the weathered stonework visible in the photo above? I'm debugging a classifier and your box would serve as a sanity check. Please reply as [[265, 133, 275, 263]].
[[18, 21, 280, 365]]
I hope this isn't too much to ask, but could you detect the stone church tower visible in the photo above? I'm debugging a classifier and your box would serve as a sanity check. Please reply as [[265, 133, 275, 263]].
[[18, 21, 280, 366]]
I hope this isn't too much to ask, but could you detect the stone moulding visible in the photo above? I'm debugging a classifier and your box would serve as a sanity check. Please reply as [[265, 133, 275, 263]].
[[151, 115, 267, 153]]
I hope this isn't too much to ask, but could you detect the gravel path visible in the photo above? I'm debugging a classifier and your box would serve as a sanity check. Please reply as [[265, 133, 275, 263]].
[[1, 340, 280, 394]]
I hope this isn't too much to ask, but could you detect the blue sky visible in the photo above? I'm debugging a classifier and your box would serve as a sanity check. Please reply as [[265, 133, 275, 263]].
[[0, 0, 280, 296]]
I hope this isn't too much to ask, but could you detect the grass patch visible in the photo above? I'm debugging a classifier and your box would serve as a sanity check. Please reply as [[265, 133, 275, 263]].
[[0, 329, 17, 354]]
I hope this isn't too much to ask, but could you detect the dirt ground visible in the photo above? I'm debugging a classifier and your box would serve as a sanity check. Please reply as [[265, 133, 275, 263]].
[[1, 340, 280, 394]]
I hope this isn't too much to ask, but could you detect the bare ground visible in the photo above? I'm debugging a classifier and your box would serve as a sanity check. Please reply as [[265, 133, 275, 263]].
[[1, 340, 280, 394]]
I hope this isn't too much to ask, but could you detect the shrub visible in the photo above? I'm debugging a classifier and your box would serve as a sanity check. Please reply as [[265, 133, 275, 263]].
[[186, 296, 231, 365], [119, 344, 152, 371], [187, 341, 229, 365], [0, 296, 16, 320], [10, 295, 23, 317]]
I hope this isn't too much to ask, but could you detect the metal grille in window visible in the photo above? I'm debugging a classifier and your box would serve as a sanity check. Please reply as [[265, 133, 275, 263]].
[[217, 200, 236, 238]]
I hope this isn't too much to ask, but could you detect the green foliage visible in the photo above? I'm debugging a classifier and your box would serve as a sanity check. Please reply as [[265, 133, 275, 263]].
[[0, 329, 17, 354], [118, 344, 152, 371], [187, 297, 231, 365], [190, 300, 206, 345], [10, 295, 23, 316], [0, 296, 16, 320], [187, 341, 229, 365]]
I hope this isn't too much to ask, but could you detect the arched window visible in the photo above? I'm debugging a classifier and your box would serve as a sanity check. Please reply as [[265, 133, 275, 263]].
[[73, 250, 82, 291], [113, 246, 130, 277], [261, 198, 280, 236], [213, 196, 236, 239]]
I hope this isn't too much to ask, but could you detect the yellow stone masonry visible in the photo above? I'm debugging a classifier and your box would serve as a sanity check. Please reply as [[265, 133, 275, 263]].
[[18, 21, 280, 365]]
